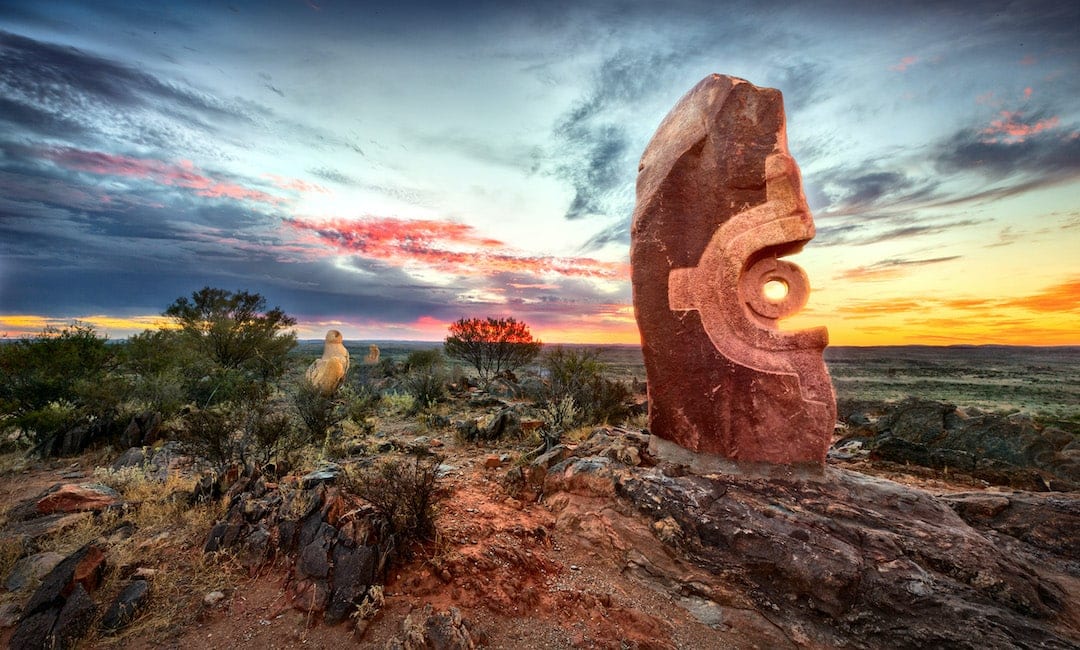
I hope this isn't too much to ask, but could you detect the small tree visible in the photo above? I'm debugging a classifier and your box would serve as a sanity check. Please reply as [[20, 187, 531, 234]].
[[163, 287, 297, 377], [443, 317, 542, 385]]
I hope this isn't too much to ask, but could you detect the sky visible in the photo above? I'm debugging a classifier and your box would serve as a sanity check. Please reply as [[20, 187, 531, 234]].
[[1, 1, 1078, 345]]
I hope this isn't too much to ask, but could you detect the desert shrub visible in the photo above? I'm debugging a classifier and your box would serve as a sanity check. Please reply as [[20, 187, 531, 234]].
[[543, 347, 631, 426], [180, 407, 237, 467], [122, 328, 201, 416], [293, 381, 345, 443], [402, 369, 447, 414], [443, 316, 542, 385], [0, 323, 140, 455], [405, 348, 444, 372], [163, 287, 297, 376], [348, 455, 443, 546], [539, 395, 578, 450], [238, 400, 302, 467], [380, 392, 416, 417], [0, 323, 114, 416], [340, 383, 381, 426]]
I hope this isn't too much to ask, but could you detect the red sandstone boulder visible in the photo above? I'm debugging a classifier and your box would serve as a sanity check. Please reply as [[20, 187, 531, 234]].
[[35, 483, 120, 515]]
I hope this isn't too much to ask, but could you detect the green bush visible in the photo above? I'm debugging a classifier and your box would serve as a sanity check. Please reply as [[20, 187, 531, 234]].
[[0, 323, 114, 418], [405, 348, 444, 372]]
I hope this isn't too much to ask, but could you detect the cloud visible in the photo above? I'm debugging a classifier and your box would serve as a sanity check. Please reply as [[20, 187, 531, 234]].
[[981, 110, 1060, 143], [835, 255, 961, 281], [41, 146, 284, 204], [309, 167, 358, 186], [287, 217, 628, 281], [1001, 277, 1080, 313], [936, 123, 1080, 180], [0, 29, 249, 149], [890, 55, 918, 72], [550, 48, 681, 221]]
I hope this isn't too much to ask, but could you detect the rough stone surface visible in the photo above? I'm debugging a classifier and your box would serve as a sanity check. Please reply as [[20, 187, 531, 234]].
[[630, 73, 835, 465], [201, 465, 392, 622], [540, 428, 1079, 649], [35, 482, 120, 514], [836, 398, 1079, 490], [101, 579, 151, 631], [4, 551, 66, 592], [23, 543, 106, 618]]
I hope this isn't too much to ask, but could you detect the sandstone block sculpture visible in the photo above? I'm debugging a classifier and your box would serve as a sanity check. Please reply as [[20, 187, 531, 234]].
[[630, 74, 835, 465], [305, 330, 350, 395]]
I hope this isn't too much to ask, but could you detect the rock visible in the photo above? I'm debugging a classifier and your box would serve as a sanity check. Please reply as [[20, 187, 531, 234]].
[[0, 602, 21, 628], [0, 512, 93, 547], [483, 408, 521, 440], [121, 411, 162, 448], [486, 378, 519, 399], [101, 579, 150, 632], [5, 551, 66, 592], [325, 543, 376, 624], [630, 73, 834, 465], [23, 543, 106, 618], [849, 398, 1078, 489], [51, 583, 96, 648], [544, 445, 1079, 649], [389, 604, 475, 650], [204, 591, 225, 606], [483, 455, 502, 469], [305, 330, 350, 396], [35, 483, 120, 514], [9, 609, 57, 650], [300, 463, 342, 489]]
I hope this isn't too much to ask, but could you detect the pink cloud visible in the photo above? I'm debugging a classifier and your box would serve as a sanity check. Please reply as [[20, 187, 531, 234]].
[[287, 216, 628, 280], [981, 110, 1060, 143], [264, 174, 329, 194], [1020, 54, 1037, 66], [1023, 87, 1033, 99], [890, 56, 918, 72], [41, 147, 284, 205]]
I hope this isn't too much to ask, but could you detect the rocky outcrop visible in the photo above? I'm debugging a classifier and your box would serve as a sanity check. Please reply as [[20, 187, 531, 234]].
[[201, 465, 392, 624], [10, 543, 107, 650], [836, 398, 1079, 490], [537, 428, 1079, 649]]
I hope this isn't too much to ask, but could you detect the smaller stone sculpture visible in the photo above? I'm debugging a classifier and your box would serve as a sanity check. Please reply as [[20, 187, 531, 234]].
[[364, 344, 380, 365], [305, 330, 350, 395]]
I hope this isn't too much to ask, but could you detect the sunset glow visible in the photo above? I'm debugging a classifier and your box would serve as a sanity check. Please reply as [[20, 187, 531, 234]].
[[1, 3, 1077, 346]]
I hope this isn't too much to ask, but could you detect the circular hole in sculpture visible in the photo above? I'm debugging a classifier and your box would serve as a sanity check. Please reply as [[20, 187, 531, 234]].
[[762, 279, 789, 302]]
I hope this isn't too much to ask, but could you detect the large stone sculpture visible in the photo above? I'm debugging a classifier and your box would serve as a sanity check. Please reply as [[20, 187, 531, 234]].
[[630, 74, 835, 465], [305, 330, 350, 395]]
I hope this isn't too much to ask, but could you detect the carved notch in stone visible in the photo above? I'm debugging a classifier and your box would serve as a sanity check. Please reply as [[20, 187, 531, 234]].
[[630, 74, 836, 465]]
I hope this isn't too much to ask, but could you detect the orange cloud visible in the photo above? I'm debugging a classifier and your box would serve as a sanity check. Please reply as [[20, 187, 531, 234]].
[[1001, 278, 1080, 313], [981, 111, 1060, 143], [288, 217, 628, 280], [42, 147, 284, 204], [890, 56, 918, 72]]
